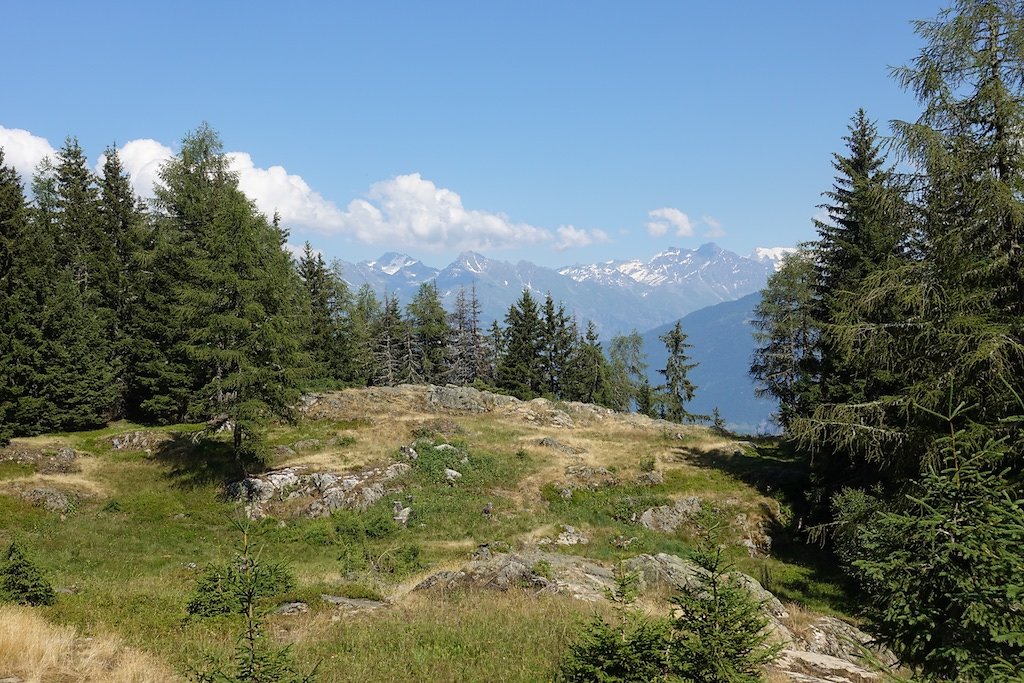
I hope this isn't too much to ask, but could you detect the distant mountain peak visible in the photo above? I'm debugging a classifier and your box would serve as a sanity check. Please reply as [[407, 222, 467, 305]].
[[452, 251, 492, 274], [749, 246, 798, 271]]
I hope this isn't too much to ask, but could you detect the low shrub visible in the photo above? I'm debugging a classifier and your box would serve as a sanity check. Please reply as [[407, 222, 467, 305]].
[[0, 542, 55, 607]]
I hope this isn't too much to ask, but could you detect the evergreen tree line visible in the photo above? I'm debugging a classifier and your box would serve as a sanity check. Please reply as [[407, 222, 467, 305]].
[[0, 124, 701, 463], [292, 252, 701, 420], [751, 1, 1024, 678]]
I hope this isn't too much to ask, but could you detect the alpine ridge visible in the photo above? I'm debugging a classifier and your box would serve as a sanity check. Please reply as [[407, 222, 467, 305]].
[[334, 243, 791, 335]]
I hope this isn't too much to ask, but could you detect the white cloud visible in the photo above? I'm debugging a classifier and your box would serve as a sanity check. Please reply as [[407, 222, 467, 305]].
[[334, 173, 553, 251], [98, 139, 174, 198], [2, 125, 608, 253], [702, 215, 725, 238], [647, 207, 694, 237], [0, 126, 57, 182], [554, 225, 611, 251], [646, 221, 669, 237], [647, 208, 727, 240], [227, 152, 348, 232]]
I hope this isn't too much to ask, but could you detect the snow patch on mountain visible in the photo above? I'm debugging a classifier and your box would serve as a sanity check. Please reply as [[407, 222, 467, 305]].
[[750, 247, 798, 270]]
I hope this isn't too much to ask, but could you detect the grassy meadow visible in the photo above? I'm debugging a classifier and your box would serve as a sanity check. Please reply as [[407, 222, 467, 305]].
[[0, 389, 852, 681]]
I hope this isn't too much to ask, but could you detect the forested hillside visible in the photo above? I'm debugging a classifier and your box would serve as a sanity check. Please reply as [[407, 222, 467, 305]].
[[0, 130, 708, 467]]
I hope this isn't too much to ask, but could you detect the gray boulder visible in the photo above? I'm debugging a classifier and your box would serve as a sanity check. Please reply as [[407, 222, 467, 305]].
[[21, 487, 75, 514], [639, 496, 703, 532]]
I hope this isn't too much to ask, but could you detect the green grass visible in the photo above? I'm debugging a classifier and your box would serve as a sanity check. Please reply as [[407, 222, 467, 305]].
[[0, 461, 35, 479], [0, 405, 857, 679]]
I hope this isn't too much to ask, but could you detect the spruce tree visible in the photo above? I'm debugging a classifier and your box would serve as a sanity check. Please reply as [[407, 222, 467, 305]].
[[447, 285, 487, 386], [0, 542, 55, 607], [658, 321, 698, 423], [407, 282, 450, 385], [540, 294, 575, 398], [372, 294, 406, 386], [98, 146, 147, 418], [345, 284, 380, 386], [297, 243, 345, 385], [565, 321, 608, 405], [154, 124, 304, 467], [496, 289, 544, 399], [0, 149, 31, 444]]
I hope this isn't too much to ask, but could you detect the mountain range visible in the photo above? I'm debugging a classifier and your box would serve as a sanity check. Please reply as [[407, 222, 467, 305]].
[[335, 243, 793, 336]]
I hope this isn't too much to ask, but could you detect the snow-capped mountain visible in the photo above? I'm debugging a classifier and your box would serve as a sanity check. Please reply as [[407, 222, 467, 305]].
[[334, 243, 792, 336], [749, 246, 798, 271], [338, 253, 439, 292], [558, 243, 776, 300]]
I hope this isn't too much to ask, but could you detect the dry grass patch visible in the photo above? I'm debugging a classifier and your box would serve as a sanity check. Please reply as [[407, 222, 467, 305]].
[[0, 604, 179, 683]]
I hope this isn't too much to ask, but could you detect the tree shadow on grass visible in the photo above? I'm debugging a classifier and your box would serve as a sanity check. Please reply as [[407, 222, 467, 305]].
[[151, 432, 245, 490], [677, 438, 860, 614]]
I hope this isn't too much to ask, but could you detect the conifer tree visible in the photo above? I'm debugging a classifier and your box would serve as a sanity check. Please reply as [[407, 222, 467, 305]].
[[297, 243, 346, 385], [658, 321, 698, 422], [407, 282, 450, 384], [447, 285, 486, 386], [483, 319, 504, 386], [750, 250, 820, 431], [372, 294, 405, 386], [51, 140, 117, 423], [0, 542, 55, 607], [345, 284, 380, 386], [496, 289, 544, 398], [153, 124, 304, 467], [540, 294, 575, 397], [565, 321, 608, 405], [0, 149, 31, 444], [607, 331, 647, 412], [98, 146, 147, 417]]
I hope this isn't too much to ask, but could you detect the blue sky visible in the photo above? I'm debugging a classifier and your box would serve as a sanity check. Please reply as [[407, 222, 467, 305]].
[[2, 1, 940, 268]]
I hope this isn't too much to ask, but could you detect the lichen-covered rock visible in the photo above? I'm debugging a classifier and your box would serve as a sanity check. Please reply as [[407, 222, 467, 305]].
[[276, 602, 309, 616], [771, 649, 881, 683], [638, 496, 703, 532], [794, 616, 896, 668], [320, 595, 388, 613], [21, 487, 76, 514], [228, 461, 411, 519], [426, 385, 490, 412], [537, 437, 583, 454], [110, 430, 172, 452], [634, 470, 664, 486], [554, 525, 589, 546], [0, 445, 81, 474]]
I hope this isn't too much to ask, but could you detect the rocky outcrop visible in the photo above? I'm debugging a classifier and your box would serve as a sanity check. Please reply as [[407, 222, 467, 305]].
[[414, 547, 608, 599], [537, 437, 583, 455], [20, 486, 81, 514], [110, 431, 172, 453], [772, 649, 881, 682], [639, 496, 703, 532], [414, 547, 887, 682], [228, 462, 411, 519], [426, 385, 519, 412], [0, 446, 81, 474], [551, 464, 618, 499]]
